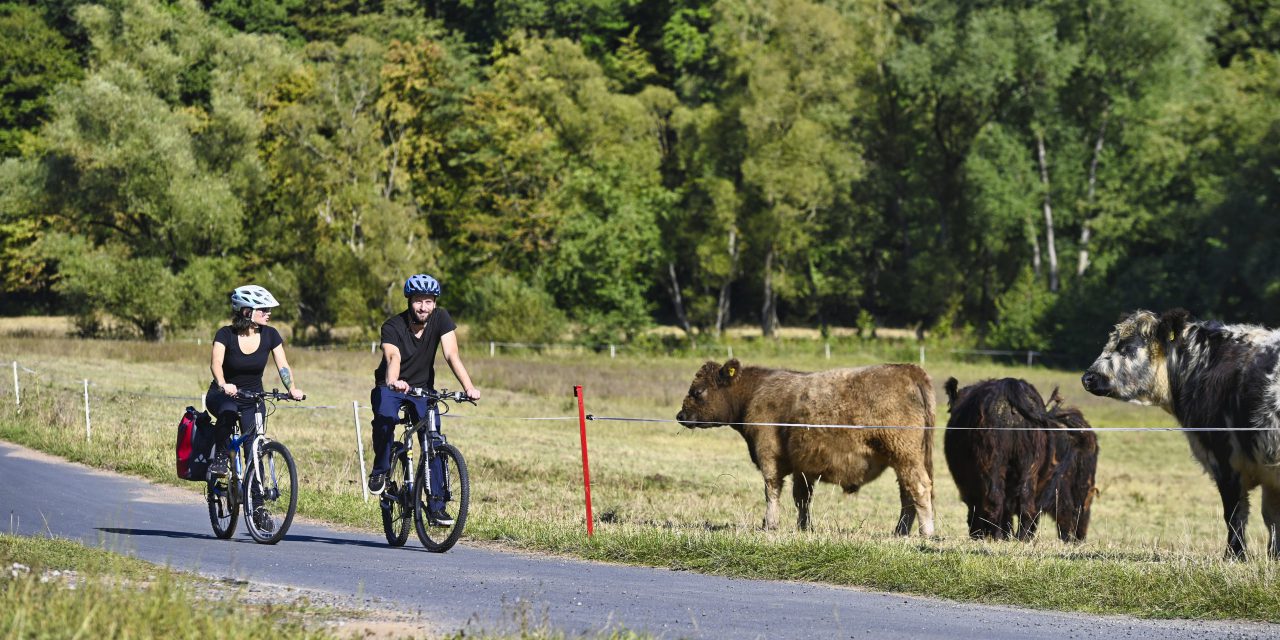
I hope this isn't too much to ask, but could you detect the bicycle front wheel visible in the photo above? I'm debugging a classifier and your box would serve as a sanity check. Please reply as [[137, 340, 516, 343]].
[[380, 446, 412, 547], [414, 442, 469, 552], [243, 440, 298, 544], [207, 475, 238, 539]]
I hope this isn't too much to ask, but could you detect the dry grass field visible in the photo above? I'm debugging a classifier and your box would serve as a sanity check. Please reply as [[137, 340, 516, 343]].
[[2, 326, 1279, 620]]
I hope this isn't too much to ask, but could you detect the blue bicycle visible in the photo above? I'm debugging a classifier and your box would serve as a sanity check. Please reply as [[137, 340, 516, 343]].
[[206, 389, 300, 544]]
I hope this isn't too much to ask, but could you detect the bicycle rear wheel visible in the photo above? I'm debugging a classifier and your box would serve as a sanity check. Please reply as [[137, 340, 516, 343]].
[[414, 442, 469, 552], [207, 474, 238, 539], [244, 440, 298, 544], [380, 446, 412, 547]]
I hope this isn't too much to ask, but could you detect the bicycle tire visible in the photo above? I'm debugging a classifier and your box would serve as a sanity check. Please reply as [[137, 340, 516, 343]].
[[413, 442, 469, 552], [243, 440, 298, 544], [207, 474, 238, 539], [380, 446, 412, 547]]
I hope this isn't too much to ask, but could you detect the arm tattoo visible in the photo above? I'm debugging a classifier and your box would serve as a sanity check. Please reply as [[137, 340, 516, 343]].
[[279, 366, 293, 389]]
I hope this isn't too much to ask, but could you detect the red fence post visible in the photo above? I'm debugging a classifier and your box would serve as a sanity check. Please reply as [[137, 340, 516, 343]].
[[575, 385, 594, 536]]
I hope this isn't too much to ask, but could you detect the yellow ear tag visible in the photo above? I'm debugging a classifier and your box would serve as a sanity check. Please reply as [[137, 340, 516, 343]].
[[728, 367, 736, 377], [1168, 331, 1175, 342]]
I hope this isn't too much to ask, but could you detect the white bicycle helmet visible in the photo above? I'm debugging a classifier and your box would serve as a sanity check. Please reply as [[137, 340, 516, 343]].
[[230, 285, 280, 312]]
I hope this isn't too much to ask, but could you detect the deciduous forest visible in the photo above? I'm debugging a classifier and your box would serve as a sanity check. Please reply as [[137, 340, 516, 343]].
[[2, 0, 1278, 360]]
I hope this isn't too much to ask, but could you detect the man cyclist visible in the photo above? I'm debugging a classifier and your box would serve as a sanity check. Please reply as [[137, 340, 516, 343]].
[[369, 273, 480, 525], [207, 285, 305, 477]]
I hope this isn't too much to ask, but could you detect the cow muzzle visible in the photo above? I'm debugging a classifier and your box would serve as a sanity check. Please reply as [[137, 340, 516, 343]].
[[675, 410, 703, 428], [1081, 371, 1111, 396]]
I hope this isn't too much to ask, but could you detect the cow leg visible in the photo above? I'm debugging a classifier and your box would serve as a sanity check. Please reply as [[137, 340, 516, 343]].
[[966, 504, 984, 540], [895, 482, 916, 536], [761, 469, 784, 530], [792, 472, 815, 531], [1014, 481, 1042, 542], [1262, 485, 1280, 558], [1213, 471, 1250, 560], [893, 462, 934, 537], [979, 475, 1006, 540]]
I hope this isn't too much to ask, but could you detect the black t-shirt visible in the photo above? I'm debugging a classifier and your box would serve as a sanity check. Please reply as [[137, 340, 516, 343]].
[[213, 325, 283, 392], [374, 308, 457, 389]]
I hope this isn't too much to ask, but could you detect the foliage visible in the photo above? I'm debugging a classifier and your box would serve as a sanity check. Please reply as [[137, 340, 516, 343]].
[[0, 4, 82, 157], [986, 266, 1057, 352], [2, 0, 1279, 359], [457, 270, 566, 344]]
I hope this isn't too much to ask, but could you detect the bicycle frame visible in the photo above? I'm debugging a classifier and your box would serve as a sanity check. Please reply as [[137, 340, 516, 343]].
[[394, 401, 445, 499], [390, 388, 468, 503], [228, 406, 269, 494]]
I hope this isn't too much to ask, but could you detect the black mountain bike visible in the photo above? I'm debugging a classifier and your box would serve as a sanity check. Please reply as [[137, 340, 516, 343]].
[[206, 389, 301, 544], [380, 388, 472, 552]]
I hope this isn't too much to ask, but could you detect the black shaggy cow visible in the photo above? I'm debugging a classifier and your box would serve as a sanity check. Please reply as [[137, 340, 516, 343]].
[[944, 378, 1099, 542], [1083, 309, 1280, 559]]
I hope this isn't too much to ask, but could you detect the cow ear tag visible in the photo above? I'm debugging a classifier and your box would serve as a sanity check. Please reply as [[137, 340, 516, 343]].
[[728, 367, 736, 377]]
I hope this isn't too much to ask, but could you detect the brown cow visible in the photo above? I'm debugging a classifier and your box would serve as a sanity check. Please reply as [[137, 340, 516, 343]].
[[944, 378, 1099, 542], [676, 359, 936, 536]]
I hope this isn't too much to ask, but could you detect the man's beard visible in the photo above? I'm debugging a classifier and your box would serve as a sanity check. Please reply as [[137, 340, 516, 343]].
[[411, 310, 429, 324]]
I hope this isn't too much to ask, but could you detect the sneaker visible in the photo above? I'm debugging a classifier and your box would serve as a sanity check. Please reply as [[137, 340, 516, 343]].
[[367, 473, 386, 495], [209, 453, 229, 477], [252, 507, 274, 533], [429, 508, 454, 526]]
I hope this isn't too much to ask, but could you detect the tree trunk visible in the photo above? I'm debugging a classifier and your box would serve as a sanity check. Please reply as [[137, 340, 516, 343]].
[[1036, 131, 1059, 292], [761, 247, 778, 338], [1078, 108, 1109, 277], [715, 228, 738, 337], [1030, 220, 1042, 278], [666, 261, 694, 344]]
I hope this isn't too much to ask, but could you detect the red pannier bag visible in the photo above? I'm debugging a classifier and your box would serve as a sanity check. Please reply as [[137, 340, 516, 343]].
[[175, 406, 215, 481]]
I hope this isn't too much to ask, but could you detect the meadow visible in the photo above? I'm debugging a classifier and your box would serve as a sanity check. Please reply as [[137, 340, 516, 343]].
[[2, 321, 1280, 622]]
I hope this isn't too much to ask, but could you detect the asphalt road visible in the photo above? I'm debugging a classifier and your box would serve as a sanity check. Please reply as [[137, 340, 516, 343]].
[[2, 439, 1277, 639]]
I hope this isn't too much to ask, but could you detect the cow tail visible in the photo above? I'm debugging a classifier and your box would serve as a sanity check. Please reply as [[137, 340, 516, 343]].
[[917, 374, 936, 482]]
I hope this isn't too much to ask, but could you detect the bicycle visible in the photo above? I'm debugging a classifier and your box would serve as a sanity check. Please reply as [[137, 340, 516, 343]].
[[206, 389, 302, 545], [379, 387, 472, 552]]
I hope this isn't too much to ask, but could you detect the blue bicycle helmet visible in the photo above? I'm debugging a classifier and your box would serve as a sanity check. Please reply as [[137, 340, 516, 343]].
[[404, 274, 442, 298]]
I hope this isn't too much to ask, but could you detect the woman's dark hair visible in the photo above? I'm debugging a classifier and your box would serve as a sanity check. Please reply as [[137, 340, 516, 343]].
[[231, 307, 255, 334]]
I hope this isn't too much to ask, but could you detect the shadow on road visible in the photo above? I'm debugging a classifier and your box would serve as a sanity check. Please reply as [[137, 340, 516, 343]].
[[96, 527, 392, 549]]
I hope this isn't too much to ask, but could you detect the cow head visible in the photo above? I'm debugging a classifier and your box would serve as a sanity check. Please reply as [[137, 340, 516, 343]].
[[1081, 309, 1187, 408], [676, 359, 743, 428]]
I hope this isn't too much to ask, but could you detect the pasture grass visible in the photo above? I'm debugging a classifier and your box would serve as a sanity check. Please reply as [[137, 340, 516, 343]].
[[2, 333, 1278, 622], [0, 533, 339, 639]]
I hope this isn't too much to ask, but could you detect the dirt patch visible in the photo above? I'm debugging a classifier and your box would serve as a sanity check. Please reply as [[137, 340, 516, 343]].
[[193, 575, 439, 639]]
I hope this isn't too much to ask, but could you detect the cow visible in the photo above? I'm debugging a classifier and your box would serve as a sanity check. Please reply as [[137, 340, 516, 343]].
[[944, 378, 1099, 543], [675, 359, 936, 536], [1082, 308, 1280, 559]]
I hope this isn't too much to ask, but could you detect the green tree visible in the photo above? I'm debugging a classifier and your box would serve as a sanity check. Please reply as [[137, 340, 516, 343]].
[[712, 0, 874, 336], [2, 0, 291, 338], [260, 34, 438, 336], [0, 4, 82, 157]]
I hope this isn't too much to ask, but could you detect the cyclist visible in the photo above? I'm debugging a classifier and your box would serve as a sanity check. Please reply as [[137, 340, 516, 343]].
[[206, 285, 305, 477], [369, 273, 480, 525]]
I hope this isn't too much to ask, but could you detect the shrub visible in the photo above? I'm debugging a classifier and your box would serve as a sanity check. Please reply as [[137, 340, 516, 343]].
[[459, 272, 566, 344]]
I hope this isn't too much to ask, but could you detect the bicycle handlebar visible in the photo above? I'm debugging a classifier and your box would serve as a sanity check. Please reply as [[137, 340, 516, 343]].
[[406, 387, 475, 405], [236, 388, 306, 401]]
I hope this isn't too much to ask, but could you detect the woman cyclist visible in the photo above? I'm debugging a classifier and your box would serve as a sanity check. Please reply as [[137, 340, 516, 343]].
[[206, 285, 305, 476]]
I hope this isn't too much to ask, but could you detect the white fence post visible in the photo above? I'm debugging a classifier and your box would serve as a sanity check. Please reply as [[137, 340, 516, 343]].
[[727, 346, 733, 360], [1027, 351, 1034, 366], [824, 342, 831, 360], [490, 341, 495, 357], [353, 401, 368, 502], [371, 341, 377, 354], [609, 344, 616, 359], [11, 361, 18, 406], [919, 345, 926, 365], [83, 380, 91, 441]]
